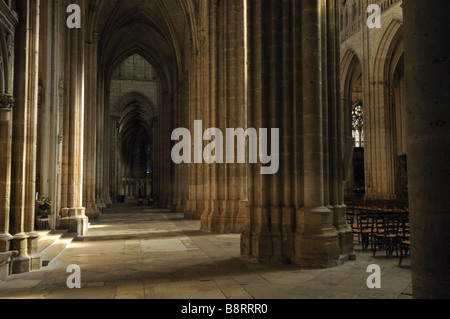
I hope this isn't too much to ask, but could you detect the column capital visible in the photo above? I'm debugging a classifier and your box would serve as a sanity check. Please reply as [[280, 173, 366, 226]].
[[0, 94, 14, 110]]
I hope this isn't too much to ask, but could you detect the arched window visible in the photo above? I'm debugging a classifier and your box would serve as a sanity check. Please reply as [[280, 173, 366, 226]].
[[352, 104, 364, 148], [146, 145, 152, 175]]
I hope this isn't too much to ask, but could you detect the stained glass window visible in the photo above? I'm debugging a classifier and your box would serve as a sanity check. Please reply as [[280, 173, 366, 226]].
[[147, 146, 152, 174], [352, 104, 364, 148]]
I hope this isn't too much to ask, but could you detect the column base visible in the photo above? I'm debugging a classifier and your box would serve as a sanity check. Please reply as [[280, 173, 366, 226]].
[[184, 211, 202, 220], [57, 207, 70, 230], [292, 233, 342, 268], [11, 233, 30, 274], [0, 233, 14, 252], [293, 206, 341, 268], [241, 205, 348, 268], [85, 202, 100, 221], [200, 200, 220, 233], [0, 251, 17, 280], [12, 254, 30, 275], [240, 205, 273, 261], [333, 204, 355, 260], [96, 198, 106, 210], [241, 233, 275, 263], [27, 232, 40, 271], [201, 200, 247, 233], [68, 207, 89, 236], [184, 200, 204, 220]]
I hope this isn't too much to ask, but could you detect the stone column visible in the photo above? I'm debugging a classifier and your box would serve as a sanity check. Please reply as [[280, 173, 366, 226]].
[[294, 0, 339, 268], [24, 0, 40, 271], [0, 0, 17, 259], [96, 78, 107, 210], [223, 0, 247, 233], [242, 0, 298, 262], [62, 0, 88, 236], [45, 0, 63, 231], [0, 94, 14, 253], [403, 0, 450, 299], [185, 22, 206, 220], [200, 0, 222, 233], [327, 0, 354, 260], [241, 0, 271, 262], [83, 37, 100, 221], [10, 0, 32, 274], [199, 1, 215, 230]]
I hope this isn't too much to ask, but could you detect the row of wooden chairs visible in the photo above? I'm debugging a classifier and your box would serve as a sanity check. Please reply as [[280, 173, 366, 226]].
[[345, 198, 409, 213], [346, 209, 410, 264]]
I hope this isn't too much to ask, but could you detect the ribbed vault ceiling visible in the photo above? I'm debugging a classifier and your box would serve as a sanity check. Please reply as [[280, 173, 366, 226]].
[[89, 0, 193, 90]]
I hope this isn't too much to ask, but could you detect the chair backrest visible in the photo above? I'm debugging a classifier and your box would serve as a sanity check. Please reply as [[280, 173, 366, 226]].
[[372, 212, 386, 234], [346, 211, 355, 226], [357, 211, 374, 231], [398, 214, 410, 240]]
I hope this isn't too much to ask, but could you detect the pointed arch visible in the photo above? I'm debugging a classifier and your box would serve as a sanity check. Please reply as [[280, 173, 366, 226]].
[[372, 19, 403, 83], [0, 25, 9, 93], [364, 17, 404, 201], [341, 49, 363, 138]]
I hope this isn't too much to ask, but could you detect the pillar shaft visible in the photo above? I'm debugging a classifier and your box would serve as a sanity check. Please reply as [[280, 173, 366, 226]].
[[10, 0, 41, 273], [61, 0, 88, 235], [403, 0, 450, 299], [327, 0, 353, 258], [0, 2, 17, 254], [0, 95, 14, 252], [241, 0, 272, 262], [199, 0, 247, 234], [83, 38, 99, 221], [293, 0, 340, 268]]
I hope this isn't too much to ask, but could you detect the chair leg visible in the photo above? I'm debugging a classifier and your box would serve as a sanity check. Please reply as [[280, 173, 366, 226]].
[[399, 243, 409, 265], [372, 237, 377, 256]]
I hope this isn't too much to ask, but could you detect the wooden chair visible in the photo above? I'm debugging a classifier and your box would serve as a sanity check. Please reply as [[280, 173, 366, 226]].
[[399, 217, 411, 265], [353, 210, 374, 250], [373, 212, 400, 258], [346, 210, 355, 228]]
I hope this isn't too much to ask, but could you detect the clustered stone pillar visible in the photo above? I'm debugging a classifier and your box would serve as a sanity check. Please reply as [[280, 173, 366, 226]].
[[184, 9, 206, 220], [0, 94, 14, 257], [0, 5, 17, 268], [198, 0, 247, 234], [83, 34, 100, 222], [24, 0, 41, 270], [0, 2, 19, 277], [403, 0, 450, 299], [9, 0, 41, 274], [185, 0, 247, 233], [61, 0, 88, 236], [96, 78, 107, 211], [326, 0, 354, 261], [240, 0, 350, 267]]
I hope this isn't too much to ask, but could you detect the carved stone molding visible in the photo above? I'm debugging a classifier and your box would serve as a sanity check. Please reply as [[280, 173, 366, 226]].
[[0, 93, 14, 109]]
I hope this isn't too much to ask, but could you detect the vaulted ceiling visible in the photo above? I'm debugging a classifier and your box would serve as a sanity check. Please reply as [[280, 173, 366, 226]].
[[87, 0, 198, 91]]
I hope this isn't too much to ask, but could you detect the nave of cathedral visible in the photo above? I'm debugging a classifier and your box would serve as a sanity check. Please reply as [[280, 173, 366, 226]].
[[0, 0, 449, 299], [0, 204, 413, 299]]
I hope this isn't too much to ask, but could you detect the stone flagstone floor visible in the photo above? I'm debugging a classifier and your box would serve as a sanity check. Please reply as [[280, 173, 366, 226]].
[[0, 204, 413, 299]]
